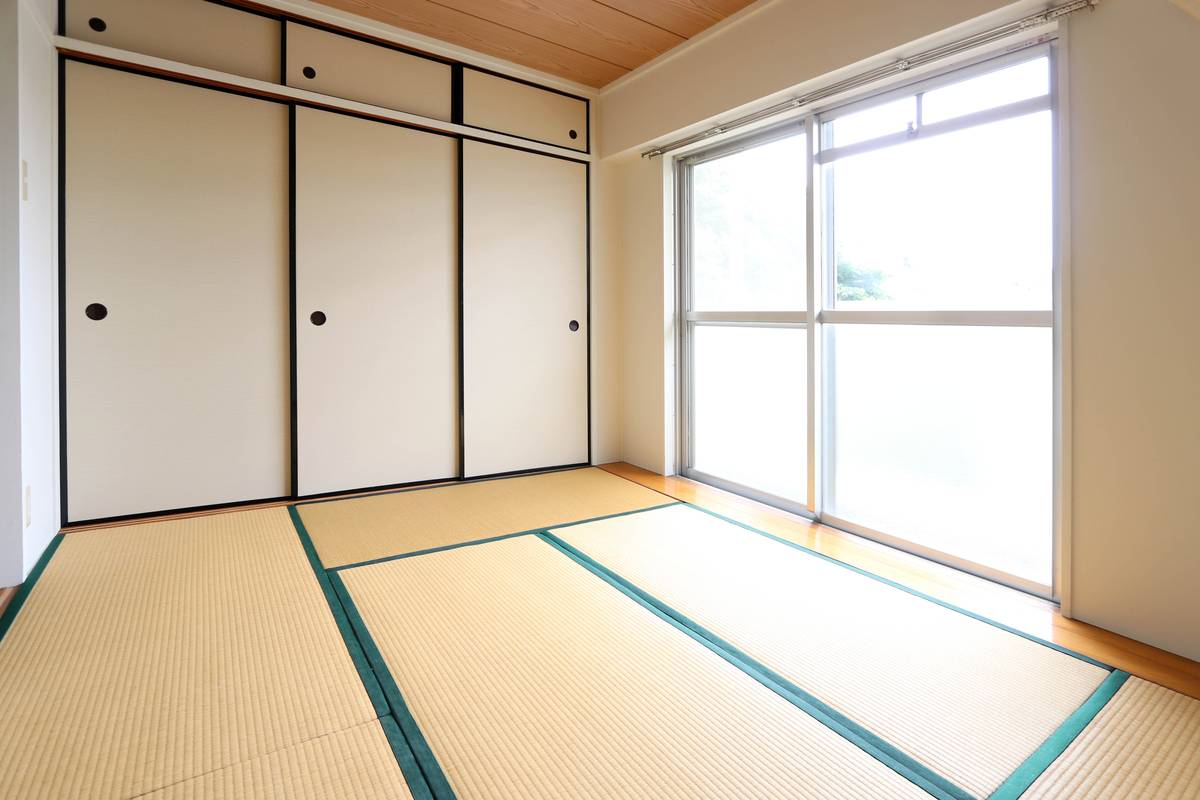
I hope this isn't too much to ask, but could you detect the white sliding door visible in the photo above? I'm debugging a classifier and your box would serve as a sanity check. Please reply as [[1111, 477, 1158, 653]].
[[65, 62, 289, 521], [462, 141, 588, 477], [295, 107, 458, 495]]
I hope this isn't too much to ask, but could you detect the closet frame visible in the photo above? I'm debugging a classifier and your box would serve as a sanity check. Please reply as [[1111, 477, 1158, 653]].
[[57, 44, 592, 526], [57, 0, 591, 149]]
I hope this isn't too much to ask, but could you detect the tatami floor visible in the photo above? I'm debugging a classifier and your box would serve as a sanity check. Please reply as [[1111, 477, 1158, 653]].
[[0, 464, 1197, 799]]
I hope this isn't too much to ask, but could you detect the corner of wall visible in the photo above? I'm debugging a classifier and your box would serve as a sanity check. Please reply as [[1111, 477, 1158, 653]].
[[609, 152, 675, 476], [1, 0, 26, 588], [16, 0, 62, 581]]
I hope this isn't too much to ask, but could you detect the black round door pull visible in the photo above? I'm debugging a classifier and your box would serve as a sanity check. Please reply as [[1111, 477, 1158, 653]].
[[568, 320, 579, 332], [85, 303, 108, 321], [88, 17, 107, 32], [302, 66, 317, 79], [310, 311, 327, 326], [568, 129, 578, 140]]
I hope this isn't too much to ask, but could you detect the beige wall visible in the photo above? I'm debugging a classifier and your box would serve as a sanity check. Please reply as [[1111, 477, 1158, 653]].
[[1066, 0, 1200, 661], [611, 154, 675, 474], [603, 0, 1200, 660], [2, 0, 58, 587], [598, 0, 1024, 157], [1, 0, 22, 587], [589, 157, 623, 466]]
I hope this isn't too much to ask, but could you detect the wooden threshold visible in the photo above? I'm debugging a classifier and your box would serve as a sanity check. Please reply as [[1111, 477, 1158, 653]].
[[61, 480, 460, 534], [0, 586, 15, 618], [599, 461, 1200, 701]]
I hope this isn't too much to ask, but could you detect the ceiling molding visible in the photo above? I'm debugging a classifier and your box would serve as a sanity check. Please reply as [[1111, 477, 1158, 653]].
[[599, 0, 777, 96]]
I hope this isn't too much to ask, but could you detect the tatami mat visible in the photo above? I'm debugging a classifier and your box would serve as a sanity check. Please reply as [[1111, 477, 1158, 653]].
[[1026, 676, 1200, 799], [552, 504, 1111, 799], [340, 534, 936, 800], [138, 719, 413, 800], [297, 466, 671, 568], [0, 508, 379, 800]]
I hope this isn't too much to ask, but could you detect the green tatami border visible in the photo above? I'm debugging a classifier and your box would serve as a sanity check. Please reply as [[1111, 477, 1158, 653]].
[[987, 669, 1130, 800], [538, 531, 974, 800], [679, 502, 1112, 671], [328, 500, 682, 572], [544, 502, 1132, 800], [287, 506, 438, 800], [329, 570, 458, 800], [0, 532, 64, 646], [287, 506, 390, 718]]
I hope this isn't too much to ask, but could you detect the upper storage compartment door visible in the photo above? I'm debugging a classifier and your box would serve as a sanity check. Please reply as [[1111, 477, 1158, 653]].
[[462, 68, 588, 152], [66, 0, 280, 82], [285, 22, 452, 122]]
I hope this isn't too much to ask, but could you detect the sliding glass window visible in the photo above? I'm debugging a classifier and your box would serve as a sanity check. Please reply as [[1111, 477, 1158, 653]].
[[680, 132, 809, 512], [679, 45, 1058, 595]]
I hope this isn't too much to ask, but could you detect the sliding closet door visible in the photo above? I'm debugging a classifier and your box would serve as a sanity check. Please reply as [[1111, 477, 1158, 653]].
[[462, 141, 588, 477], [65, 62, 289, 522], [295, 108, 458, 495]]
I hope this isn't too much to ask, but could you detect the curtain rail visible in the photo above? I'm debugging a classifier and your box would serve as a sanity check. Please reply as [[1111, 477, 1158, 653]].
[[641, 0, 1097, 159]]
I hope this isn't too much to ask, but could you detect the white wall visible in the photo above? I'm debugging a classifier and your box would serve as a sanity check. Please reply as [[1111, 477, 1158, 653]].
[[588, 151, 622, 465], [1, 0, 23, 587], [17, 0, 58, 578], [607, 154, 674, 474], [0, 0, 58, 587], [1066, 0, 1200, 662], [602, 0, 1200, 661], [598, 0, 1024, 157]]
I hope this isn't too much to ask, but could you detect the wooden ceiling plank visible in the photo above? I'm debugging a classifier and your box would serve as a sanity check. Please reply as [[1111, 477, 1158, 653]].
[[433, 0, 685, 70], [314, 0, 628, 86], [598, 0, 757, 39]]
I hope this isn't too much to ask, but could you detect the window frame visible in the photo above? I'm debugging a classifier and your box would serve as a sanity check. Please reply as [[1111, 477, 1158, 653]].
[[676, 40, 1065, 600], [676, 122, 812, 517]]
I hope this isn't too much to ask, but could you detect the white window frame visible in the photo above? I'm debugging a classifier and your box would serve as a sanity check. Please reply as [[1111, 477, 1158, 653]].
[[676, 39, 1067, 601], [675, 123, 811, 517]]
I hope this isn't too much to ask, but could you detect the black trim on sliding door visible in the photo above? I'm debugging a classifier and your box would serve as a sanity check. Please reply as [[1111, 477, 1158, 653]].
[[458, 139, 592, 477], [57, 59, 297, 525], [457, 66, 591, 154], [585, 160, 592, 465], [457, 137, 466, 479], [279, 17, 287, 86], [57, 54, 68, 525], [288, 105, 298, 498], [57, 56, 592, 523], [451, 65, 463, 125]]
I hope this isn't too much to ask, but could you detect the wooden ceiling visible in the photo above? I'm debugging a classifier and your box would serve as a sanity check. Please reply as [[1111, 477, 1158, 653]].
[[310, 0, 760, 88]]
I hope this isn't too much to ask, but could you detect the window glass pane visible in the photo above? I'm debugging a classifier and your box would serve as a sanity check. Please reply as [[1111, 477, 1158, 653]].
[[922, 57, 1049, 125], [824, 96, 917, 149], [828, 110, 1051, 309], [691, 135, 806, 311], [692, 325, 806, 504], [826, 325, 1051, 586]]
